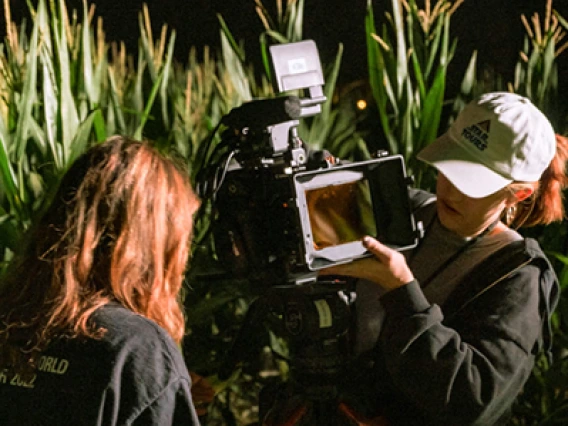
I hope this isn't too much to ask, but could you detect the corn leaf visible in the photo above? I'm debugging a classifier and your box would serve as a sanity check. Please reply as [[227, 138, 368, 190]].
[[134, 70, 164, 140]]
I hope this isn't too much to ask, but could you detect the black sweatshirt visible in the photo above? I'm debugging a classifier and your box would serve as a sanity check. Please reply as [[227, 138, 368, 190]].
[[340, 190, 560, 425], [0, 304, 200, 426]]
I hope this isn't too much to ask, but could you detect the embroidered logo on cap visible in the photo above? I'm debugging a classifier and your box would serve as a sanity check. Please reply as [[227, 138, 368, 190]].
[[461, 120, 490, 151]]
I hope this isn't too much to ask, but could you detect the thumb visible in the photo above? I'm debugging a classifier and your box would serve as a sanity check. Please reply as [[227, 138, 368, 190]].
[[362, 235, 414, 289], [362, 236, 391, 261]]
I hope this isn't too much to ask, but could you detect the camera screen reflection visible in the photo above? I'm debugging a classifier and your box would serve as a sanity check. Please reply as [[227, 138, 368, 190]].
[[306, 180, 376, 251]]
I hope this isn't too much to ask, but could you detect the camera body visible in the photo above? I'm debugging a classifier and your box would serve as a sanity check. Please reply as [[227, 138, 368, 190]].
[[198, 40, 421, 287]]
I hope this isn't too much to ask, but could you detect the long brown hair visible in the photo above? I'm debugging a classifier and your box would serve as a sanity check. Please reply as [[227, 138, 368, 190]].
[[507, 133, 568, 228], [0, 136, 200, 371]]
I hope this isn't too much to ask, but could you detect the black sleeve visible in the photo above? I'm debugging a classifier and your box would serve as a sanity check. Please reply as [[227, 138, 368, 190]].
[[133, 378, 200, 426], [379, 264, 542, 425]]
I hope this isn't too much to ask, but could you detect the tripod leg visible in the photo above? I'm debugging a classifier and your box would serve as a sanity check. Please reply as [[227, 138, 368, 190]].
[[262, 403, 309, 426], [218, 295, 270, 380], [260, 385, 311, 426], [338, 402, 390, 426]]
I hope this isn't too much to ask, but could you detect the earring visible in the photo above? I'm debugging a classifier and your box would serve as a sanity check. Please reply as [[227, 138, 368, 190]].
[[505, 205, 517, 226]]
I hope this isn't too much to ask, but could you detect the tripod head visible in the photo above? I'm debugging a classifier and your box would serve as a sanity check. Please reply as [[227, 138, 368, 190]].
[[218, 279, 360, 425], [218, 279, 355, 382]]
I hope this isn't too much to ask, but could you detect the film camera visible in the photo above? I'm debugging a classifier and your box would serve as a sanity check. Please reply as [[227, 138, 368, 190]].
[[197, 40, 421, 287], [196, 40, 422, 424]]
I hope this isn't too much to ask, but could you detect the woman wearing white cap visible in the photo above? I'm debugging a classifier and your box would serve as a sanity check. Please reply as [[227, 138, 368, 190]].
[[323, 92, 568, 425]]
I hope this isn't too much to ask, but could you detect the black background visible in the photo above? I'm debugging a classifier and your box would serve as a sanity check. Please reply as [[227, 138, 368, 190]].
[[3, 0, 568, 98]]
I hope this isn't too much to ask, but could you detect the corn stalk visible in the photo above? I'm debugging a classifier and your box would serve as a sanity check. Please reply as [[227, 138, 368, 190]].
[[510, 0, 568, 130], [0, 0, 104, 268], [0, 0, 249, 270], [366, 0, 464, 190]]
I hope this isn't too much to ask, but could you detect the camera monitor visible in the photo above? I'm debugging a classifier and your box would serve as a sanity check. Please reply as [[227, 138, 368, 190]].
[[270, 39, 324, 93], [269, 40, 326, 117], [294, 155, 419, 271]]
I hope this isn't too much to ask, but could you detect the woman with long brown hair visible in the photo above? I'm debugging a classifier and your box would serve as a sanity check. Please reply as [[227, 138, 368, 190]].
[[0, 136, 201, 425]]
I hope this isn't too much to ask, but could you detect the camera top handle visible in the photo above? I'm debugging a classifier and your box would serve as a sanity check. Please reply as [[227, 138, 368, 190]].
[[220, 40, 328, 163]]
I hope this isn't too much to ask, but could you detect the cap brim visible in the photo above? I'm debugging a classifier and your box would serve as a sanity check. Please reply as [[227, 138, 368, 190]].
[[417, 133, 512, 198]]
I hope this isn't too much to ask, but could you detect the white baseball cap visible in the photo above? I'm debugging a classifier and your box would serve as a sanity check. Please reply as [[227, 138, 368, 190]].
[[418, 92, 556, 198]]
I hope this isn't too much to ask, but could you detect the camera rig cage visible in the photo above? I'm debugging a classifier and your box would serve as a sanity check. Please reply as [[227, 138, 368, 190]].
[[196, 40, 422, 287]]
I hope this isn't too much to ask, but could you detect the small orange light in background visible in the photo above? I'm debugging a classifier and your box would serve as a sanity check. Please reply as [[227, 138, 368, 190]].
[[356, 99, 367, 110]]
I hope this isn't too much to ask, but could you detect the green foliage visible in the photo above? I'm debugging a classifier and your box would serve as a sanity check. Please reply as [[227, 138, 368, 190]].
[[0, 0, 104, 267], [0, 0, 275, 270], [365, 0, 464, 191], [450, 0, 568, 134], [512, 353, 568, 425], [511, 3, 568, 129], [1, 0, 568, 424]]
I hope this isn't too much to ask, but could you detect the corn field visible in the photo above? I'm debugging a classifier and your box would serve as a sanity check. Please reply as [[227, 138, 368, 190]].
[[1, 0, 567, 424]]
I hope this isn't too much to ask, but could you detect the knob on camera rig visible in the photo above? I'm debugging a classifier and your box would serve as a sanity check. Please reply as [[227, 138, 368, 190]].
[[194, 40, 420, 425]]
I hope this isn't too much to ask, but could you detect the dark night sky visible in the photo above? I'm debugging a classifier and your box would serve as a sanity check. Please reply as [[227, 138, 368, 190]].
[[3, 0, 568, 96]]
